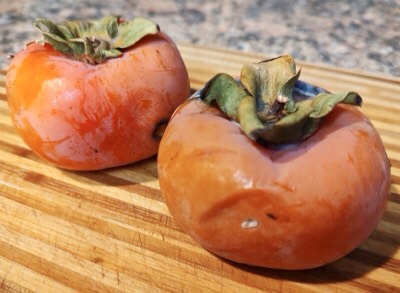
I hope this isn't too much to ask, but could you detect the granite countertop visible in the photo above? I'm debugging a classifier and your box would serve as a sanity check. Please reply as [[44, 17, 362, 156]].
[[0, 0, 399, 77]]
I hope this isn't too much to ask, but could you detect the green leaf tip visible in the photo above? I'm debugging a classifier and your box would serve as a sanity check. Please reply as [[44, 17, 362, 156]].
[[33, 16, 160, 64], [199, 55, 362, 144]]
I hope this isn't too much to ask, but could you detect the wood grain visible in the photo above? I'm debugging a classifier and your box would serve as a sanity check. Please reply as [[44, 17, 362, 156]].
[[0, 44, 399, 292]]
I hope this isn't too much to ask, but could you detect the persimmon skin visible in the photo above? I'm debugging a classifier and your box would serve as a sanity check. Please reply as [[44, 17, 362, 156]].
[[157, 97, 391, 270], [6, 32, 190, 170]]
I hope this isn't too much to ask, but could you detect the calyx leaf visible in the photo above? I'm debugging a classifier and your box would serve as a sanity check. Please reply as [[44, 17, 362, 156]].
[[33, 16, 159, 64], [200, 56, 362, 144]]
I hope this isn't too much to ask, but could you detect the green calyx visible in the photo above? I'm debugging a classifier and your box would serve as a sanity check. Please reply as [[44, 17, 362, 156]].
[[33, 16, 160, 64], [200, 55, 362, 144]]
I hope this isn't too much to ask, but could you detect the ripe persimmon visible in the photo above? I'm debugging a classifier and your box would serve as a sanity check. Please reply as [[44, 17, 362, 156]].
[[157, 56, 391, 269], [6, 16, 190, 170]]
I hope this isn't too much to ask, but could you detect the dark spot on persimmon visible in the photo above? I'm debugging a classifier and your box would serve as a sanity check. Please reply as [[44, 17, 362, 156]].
[[347, 154, 355, 164], [153, 118, 169, 141], [266, 213, 277, 220], [356, 129, 369, 139]]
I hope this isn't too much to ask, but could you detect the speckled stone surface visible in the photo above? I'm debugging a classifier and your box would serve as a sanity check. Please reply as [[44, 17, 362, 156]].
[[1, 0, 399, 76]]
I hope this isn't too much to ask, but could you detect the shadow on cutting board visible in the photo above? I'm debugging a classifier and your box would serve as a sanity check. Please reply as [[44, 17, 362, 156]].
[[63, 155, 159, 187], [222, 229, 399, 285]]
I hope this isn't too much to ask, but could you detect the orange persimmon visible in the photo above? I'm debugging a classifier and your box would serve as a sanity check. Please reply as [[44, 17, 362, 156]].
[[157, 57, 391, 269], [6, 16, 190, 170]]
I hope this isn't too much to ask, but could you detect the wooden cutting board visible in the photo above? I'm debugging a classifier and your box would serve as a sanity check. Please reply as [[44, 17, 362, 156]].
[[0, 44, 399, 292]]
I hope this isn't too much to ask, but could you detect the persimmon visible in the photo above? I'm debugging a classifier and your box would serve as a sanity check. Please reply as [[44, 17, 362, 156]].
[[6, 16, 190, 170], [157, 56, 391, 270]]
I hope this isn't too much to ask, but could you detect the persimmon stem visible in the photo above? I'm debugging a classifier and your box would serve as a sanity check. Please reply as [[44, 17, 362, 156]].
[[266, 94, 288, 119]]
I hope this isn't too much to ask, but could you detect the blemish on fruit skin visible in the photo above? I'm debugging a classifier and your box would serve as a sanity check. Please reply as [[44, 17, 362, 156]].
[[356, 129, 369, 139], [347, 153, 355, 164], [241, 218, 259, 229], [273, 180, 295, 192], [266, 213, 277, 220]]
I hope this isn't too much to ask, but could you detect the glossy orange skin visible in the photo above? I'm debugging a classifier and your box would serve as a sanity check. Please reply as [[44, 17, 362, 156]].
[[157, 97, 391, 270], [6, 33, 190, 170]]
